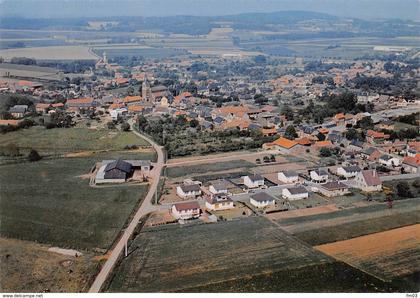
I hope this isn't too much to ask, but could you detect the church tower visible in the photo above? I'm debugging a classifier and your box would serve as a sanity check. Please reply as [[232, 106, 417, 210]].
[[142, 76, 152, 101]]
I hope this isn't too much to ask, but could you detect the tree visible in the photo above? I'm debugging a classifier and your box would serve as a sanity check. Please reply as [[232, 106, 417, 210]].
[[121, 122, 130, 131], [396, 181, 413, 198], [284, 125, 298, 140], [27, 149, 42, 162], [107, 121, 116, 129], [189, 119, 199, 128], [319, 147, 332, 157], [281, 105, 294, 120]]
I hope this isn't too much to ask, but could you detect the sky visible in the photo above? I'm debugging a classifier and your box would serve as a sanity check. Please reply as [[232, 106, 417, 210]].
[[0, 0, 418, 20]]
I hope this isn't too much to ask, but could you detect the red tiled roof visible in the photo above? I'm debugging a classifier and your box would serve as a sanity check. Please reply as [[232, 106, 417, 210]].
[[361, 170, 381, 186], [272, 137, 298, 149]]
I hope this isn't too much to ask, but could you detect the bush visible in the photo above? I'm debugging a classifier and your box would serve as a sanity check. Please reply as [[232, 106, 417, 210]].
[[28, 149, 42, 162], [107, 121, 116, 129], [396, 181, 414, 198], [121, 122, 130, 131]]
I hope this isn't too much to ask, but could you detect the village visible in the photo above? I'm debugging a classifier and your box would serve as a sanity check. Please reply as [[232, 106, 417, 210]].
[[0, 16, 419, 293]]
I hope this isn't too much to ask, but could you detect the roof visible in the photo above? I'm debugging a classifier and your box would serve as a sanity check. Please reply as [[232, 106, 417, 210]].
[[296, 137, 312, 146], [321, 181, 348, 191], [367, 130, 390, 139], [379, 154, 394, 161], [403, 156, 420, 167], [341, 166, 361, 173], [272, 137, 298, 149], [315, 140, 333, 147], [179, 184, 201, 193], [280, 171, 298, 178], [0, 119, 22, 126], [247, 174, 264, 182], [211, 180, 228, 191], [173, 201, 200, 211], [251, 192, 276, 202], [360, 170, 381, 186], [104, 159, 133, 173], [206, 195, 233, 205], [285, 186, 308, 195], [313, 169, 328, 176]]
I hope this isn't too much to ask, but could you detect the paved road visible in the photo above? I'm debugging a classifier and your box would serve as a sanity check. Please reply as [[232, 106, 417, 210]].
[[88, 124, 165, 293]]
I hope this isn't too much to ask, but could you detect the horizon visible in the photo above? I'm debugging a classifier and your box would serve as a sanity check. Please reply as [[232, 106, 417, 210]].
[[0, 0, 418, 20]]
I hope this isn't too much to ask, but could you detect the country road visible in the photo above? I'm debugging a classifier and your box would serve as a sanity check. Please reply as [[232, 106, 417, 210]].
[[88, 124, 165, 293]]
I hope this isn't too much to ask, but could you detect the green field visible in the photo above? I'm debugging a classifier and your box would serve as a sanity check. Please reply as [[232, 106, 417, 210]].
[[0, 151, 154, 250], [166, 160, 255, 178], [0, 151, 154, 249], [0, 126, 150, 155]]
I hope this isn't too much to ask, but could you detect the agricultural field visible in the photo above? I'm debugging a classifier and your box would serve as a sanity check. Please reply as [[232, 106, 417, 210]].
[[0, 126, 151, 155], [316, 224, 420, 290], [0, 45, 97, 61], [165, 159, 255, 178], [277, 198, 420, 245], [92, 46, 189, 59], [106, 217, 333, 292], [0, 151, 153, 250], [0, 238, 99, 292]]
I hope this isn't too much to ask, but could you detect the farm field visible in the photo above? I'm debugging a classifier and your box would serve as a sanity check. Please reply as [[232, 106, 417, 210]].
[[92, 47, 189, 59], [0, 126, 151, 155], [0, 237, 98, 292], [0, 152, 151, 250], [280, 198, 420, 245], [0, 45, 97, 61], [106, 217, 333, 292], [165, 159, 255, 178], [316, 225, 420, 286]]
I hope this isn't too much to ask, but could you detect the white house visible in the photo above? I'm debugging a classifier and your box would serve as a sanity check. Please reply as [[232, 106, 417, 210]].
[[310, 169, 329, 183], [402, 156, 420, 174], [336, 165, 362, 178], [110, 107, 128, 120], [171, 201, 201, 220], [250, 192, 276, 208], [209, 180, 228, 195], [318, 181, 350, 197], [176, 184, 202, 198], [379, 154, 401, 167], [282, 186, 308, 200], [354, 169, 382, 192], [277, 171, 299, 184], [244, 174, 265, 189], [205, 194, 234, 211]]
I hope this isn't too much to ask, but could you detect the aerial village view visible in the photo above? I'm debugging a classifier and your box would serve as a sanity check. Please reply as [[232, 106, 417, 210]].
[[0, 0, 419, 295]]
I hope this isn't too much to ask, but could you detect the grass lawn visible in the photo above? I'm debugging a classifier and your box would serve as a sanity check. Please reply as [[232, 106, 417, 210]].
[[0, 152, 153, 251], [0, 126, 150, 155], [166, 160, 255, 178]]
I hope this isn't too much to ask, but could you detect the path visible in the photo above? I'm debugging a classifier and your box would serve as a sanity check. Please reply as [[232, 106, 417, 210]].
[[88, 124, 165, 293]]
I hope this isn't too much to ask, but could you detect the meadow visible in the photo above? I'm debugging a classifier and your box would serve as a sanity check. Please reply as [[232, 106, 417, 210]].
[[0, 152, 152, 250], [0, 126, 151, 155]]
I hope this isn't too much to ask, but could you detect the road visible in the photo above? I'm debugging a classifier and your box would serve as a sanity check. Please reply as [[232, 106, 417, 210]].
[[88, 124, 165, 293], [380, 173, 420, 182]]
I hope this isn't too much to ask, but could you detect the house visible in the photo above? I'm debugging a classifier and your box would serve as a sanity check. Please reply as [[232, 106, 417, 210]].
[[176, 183, 202, 198], [360, 147, 381, 161], [35, 103, 51, 114], [250, 192, 276, 208], [66, 98, 96, 111], [277, 171, 299, 184], [264, 137, 299, 153], [379, 154, 401, 167], [354, 169, 382, 192], [9, 105, 28, 118], [282, 186, 308, 200], [318, 181, 350, 197], [310, 169, 329, 183], [205, 194, 234, 211], [336, 165, 361, 178], [402, 156, 420, 174], [366, 130, 390, 144], [244, 174, 265, 188], [209, 180, 228, 195], [171, 201, 201, 220], [110, 107, 128, 120], [95, 159, 133, 184]]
